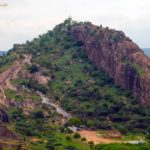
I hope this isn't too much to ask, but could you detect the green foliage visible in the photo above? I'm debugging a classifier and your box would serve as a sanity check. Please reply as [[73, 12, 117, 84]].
[[68, 117, 82, 127], [125, 61, 145, 76], [28, 65, 39, 73], [88, 141, 94, 146], [45, 130, 91, 150], [95, 143, 150, 150], [73, 133, 81, 139], [65, 145, 77, 150], [8, 107, 24, 120], [112, 33, 121, 43], [25, 79, 48, 94], [131, 63, 145, 76], [81, 137, 86, 141], [0, 51, 16, 73], [13, 110, 50, 137], [146, 134, 150, 140], [5, 89, 23, 102], [11, 78, 29, 86], [33, 111, 44, 118]]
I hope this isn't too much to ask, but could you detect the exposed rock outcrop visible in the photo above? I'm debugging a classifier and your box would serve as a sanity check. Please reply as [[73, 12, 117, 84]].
[[0, 108, 9, 123], [70, 24, 150, 106], [0, 122, 19, 141]]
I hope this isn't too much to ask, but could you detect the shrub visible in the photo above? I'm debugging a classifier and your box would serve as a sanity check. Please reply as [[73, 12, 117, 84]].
[[87, 120, 94, 127], [68, 117, 82, 127], [60, 127, 65, 133], [81, 137, 86, 141], [73, 133, 81, 138], [33, 111, 44, 118], [66, 135, 72, 141], [146, 134, 150, 140], [16, 144, 22, 150], [28, 65, 39, 73], [26, 79, 48, 94], [112, 33, 121, 42], [117, 125, 128, 134], [88, 141, 94, 147]]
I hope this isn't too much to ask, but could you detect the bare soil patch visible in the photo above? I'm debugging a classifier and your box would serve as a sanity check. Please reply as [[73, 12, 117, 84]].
[[79, 130, 121, 144]]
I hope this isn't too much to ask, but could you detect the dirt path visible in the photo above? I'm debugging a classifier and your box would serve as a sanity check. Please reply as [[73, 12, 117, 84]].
[[79, 130, 121, 144], [0, 62, 19, 104], [38, 92, 72, 119], [0, 54, 31, 105], [0, 61, 21, 88]]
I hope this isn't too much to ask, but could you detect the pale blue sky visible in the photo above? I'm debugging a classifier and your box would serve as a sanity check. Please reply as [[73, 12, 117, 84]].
[[0, 0, 150, 51]]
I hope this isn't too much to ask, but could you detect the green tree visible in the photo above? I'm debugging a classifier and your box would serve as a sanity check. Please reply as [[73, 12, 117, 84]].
[[68, 117, 82, 127]]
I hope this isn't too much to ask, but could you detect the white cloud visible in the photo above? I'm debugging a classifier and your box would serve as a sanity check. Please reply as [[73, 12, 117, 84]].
[[0, 0, 150, 50]]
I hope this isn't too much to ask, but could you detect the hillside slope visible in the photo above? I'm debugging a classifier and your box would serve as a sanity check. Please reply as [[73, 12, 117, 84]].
[[7, 18, 149, 131]]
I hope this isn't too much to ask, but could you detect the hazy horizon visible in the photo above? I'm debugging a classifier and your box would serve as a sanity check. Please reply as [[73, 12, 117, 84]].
[[0, 0, 150, 51]]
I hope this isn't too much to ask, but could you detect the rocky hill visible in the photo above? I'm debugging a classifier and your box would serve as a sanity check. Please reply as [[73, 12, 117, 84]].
[[0, 18, 150, 149]]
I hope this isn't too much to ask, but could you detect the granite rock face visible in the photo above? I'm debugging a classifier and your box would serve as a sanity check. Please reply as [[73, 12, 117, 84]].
[[70, 24, 150, 106]]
